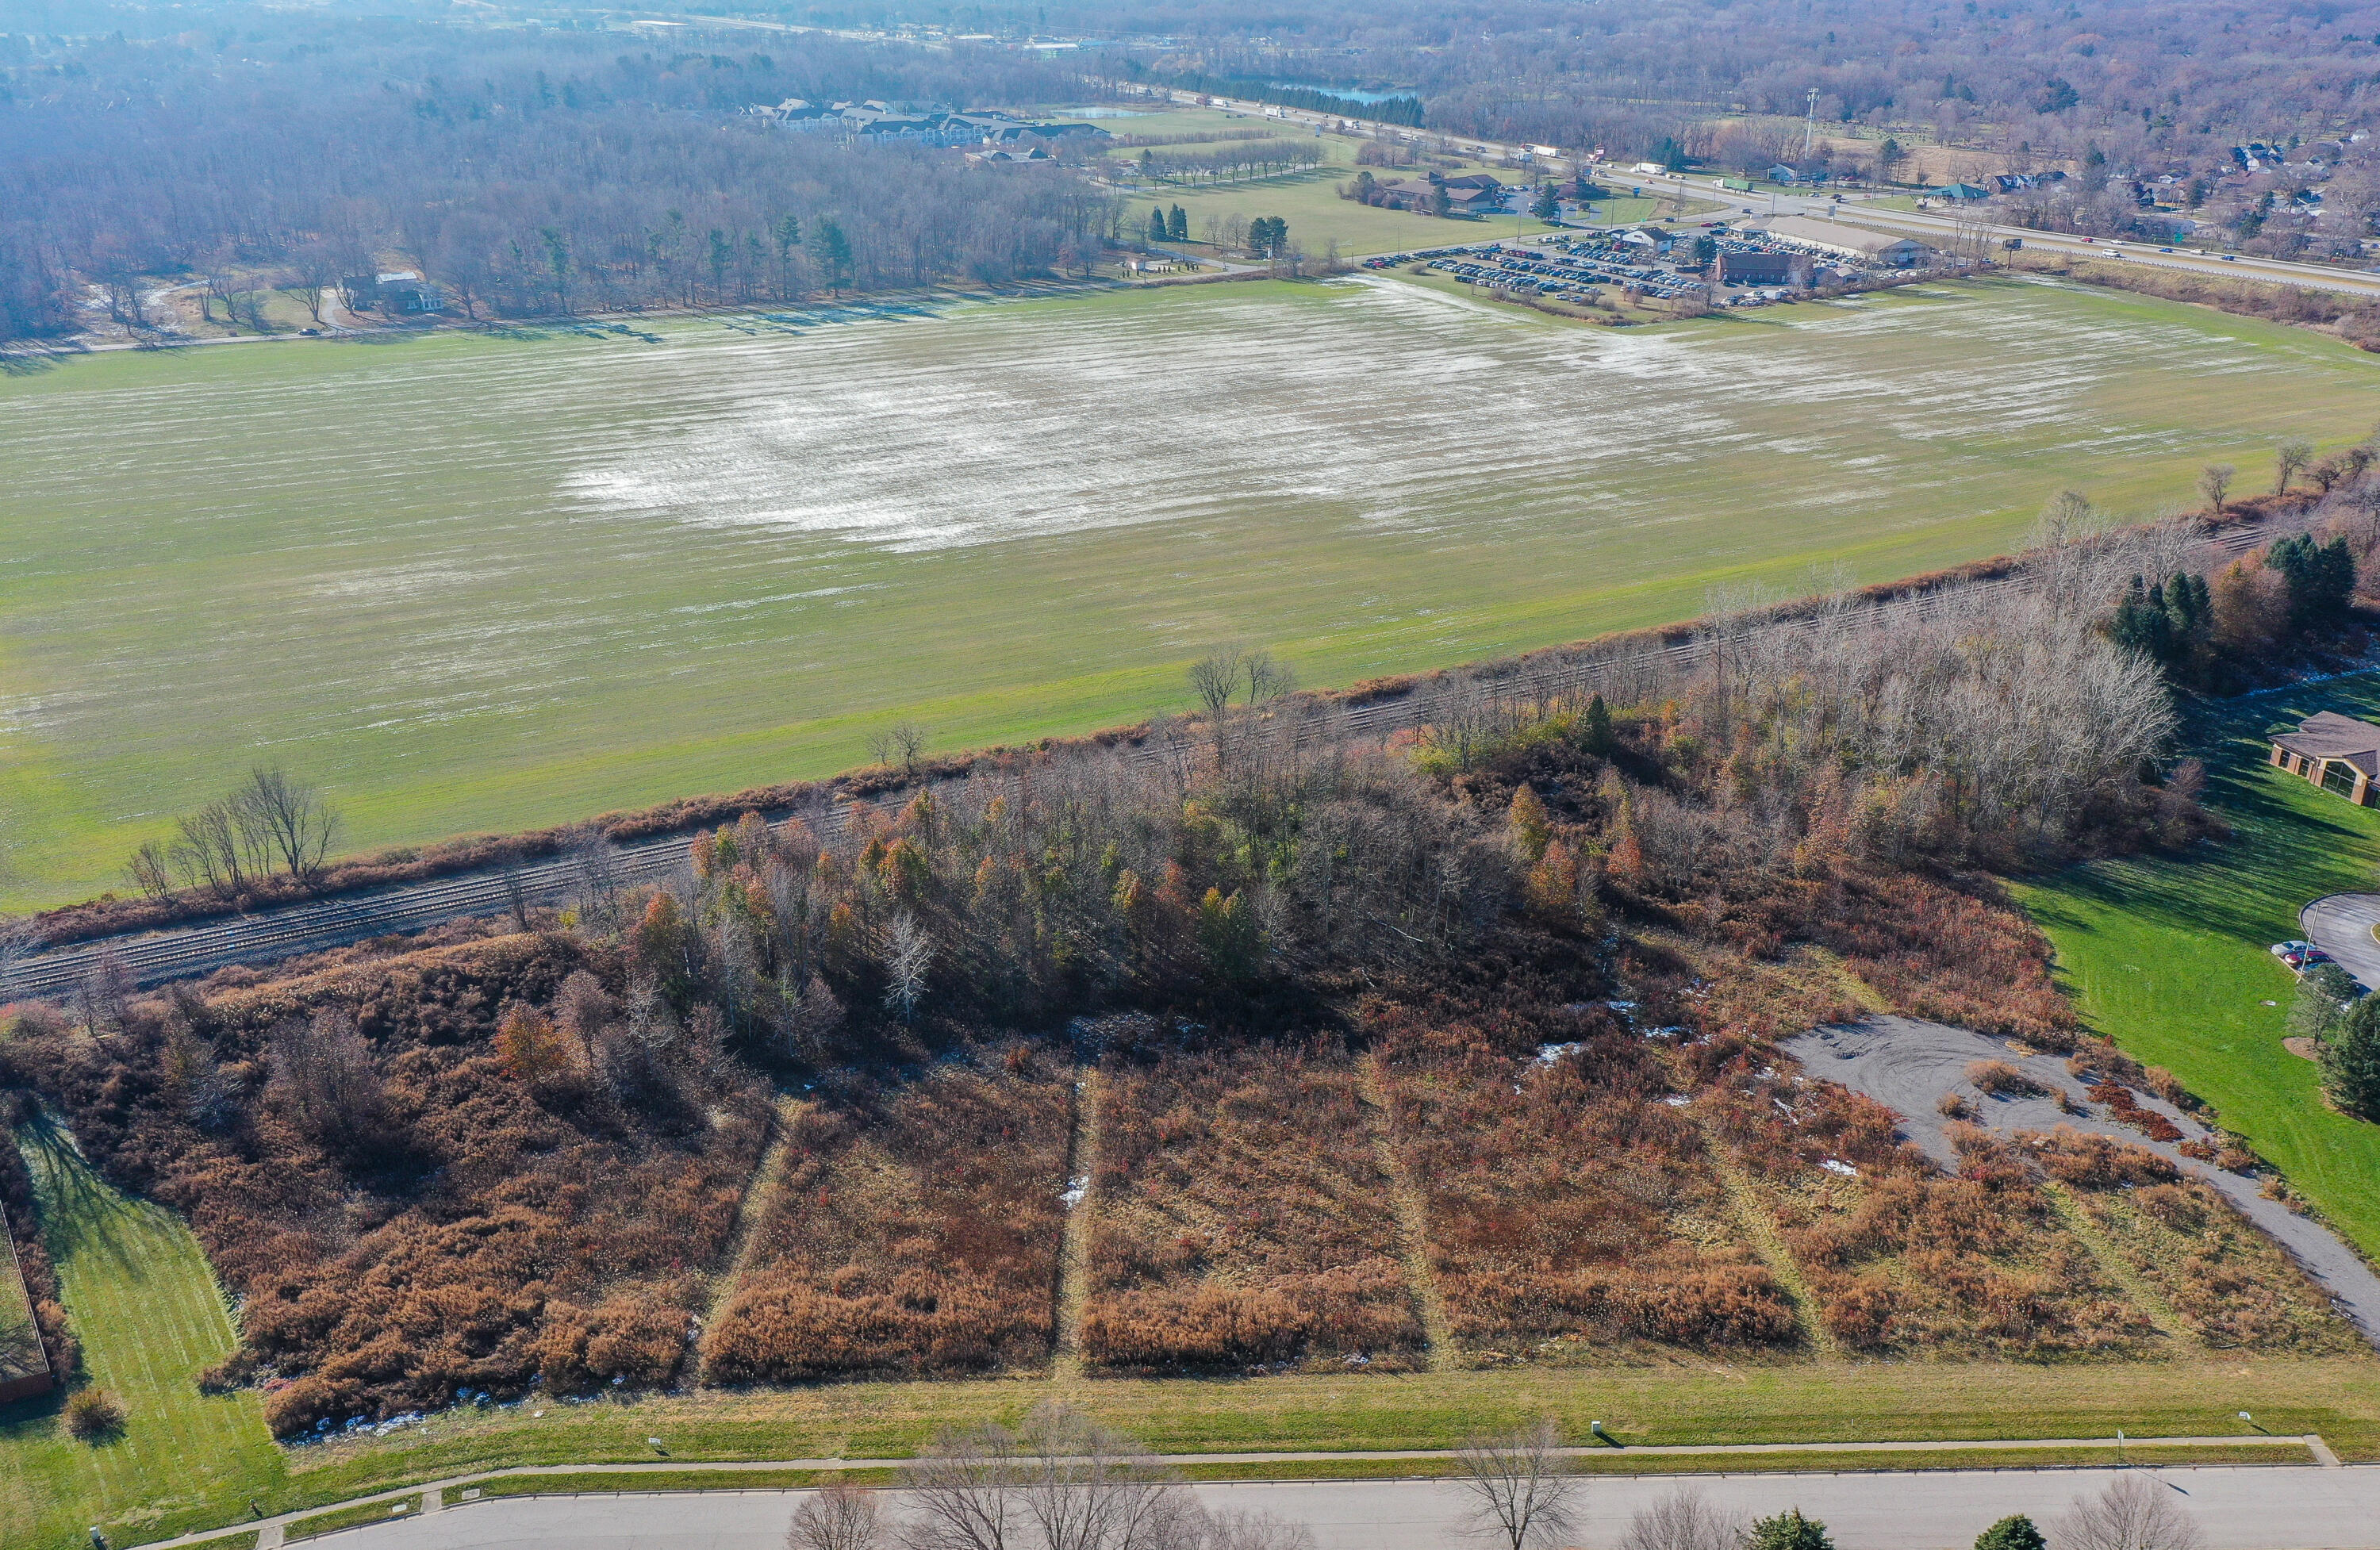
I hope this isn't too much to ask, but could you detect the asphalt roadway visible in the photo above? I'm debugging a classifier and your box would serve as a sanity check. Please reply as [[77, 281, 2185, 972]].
[[2301, 893, 2380, 992], [297, 1468, 2380, 1550]]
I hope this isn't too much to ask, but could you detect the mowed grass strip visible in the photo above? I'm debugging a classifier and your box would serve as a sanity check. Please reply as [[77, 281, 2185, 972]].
[[1175, 1443, 2312, 1480], [2012, 671, 2380, 1260], [270, 1354, 2380, 1517], [0, 1114, 285, 1550], [284, 1496, 423, 1540]]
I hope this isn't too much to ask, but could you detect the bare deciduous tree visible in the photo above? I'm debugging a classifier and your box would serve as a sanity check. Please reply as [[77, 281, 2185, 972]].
[[1188, 650, 1242, 727], [867, 721, 930, 777], [267, 1006, 388, 1148], [2275, 437, 2315, 495], [900, 1406, 1207, 1550], [1620, 1487, 1745, 1550], [568, 827, 620, 928], [238, 765, 339, 881], [789, 1481, 883, 1550], [125, 840, 175, 900], [1452, 1419, 1580, 1550], [2056, 1475, 2205, 1550], [1194, 1513, 1315, 1550], [2199, 462, 2236, 515], [74, 948, 132, 1036], [172, 797, 263, 897], [903, 1421, 1026, 1550], [884, 911, 934, 1024]]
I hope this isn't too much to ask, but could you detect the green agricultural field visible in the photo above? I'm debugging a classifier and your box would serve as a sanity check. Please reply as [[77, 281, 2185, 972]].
[[2015, 673, 2380, 1260], [6, 274, 2378, 911], [1097, 104, 1570, 256], [1, 1115, 285, 1550]]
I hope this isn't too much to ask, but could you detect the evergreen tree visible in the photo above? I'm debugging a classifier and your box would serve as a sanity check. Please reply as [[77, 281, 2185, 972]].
[[1580, 693, 1617, 757], [1531, 182, 1560, 220], [2269, 533, 2356, 632], [1974, 1516, 2047, 1550], [2109, 571, 2215, 679], [2109, 575, 2175, 661], [2323, 988, 2380, 1120], [1168, 204, 1188, 241], [1746, 1509, 1833, 1550], [804, 217, 851, 294], [1148, 207, 1169, 244]]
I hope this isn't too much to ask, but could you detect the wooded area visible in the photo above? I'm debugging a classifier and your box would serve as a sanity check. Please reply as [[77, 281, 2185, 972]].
[[0, 15, 1101, 340]]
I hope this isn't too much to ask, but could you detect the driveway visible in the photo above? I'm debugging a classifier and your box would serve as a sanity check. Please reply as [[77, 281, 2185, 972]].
[[2302, 894, 2380, 992], [297, 1468, 2380, 1550], [1783, 1015, 2380, 1343]]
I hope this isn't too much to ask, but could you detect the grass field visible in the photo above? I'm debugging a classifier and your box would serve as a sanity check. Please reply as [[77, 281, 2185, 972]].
[[7, 275, 2378, 911], [262, 1355, 2380, 1516], [1100, 107, 1710, 260], [0, 1114, 285, 1550], [2013, 673, 2380, 1261]]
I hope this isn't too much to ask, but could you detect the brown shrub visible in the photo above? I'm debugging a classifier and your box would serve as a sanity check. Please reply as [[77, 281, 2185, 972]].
[[1937, 1091, 1972, 1118], [1380, 1011, 1799, 1355], [63, 1387, 125, 1440], [13, 934, 770, 1433], [701, 1042, 1069, 1383], [2063, 1174, 2363, 1353], [535, 1286, 694, 1393], [1082, 1044, 1424, 1372], [1966, 1060, 2046, 1097], [2024, 1127, 2178, 1189]]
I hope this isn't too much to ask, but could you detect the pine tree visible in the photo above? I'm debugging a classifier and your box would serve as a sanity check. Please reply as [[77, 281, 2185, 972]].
[[1168, 204, 1188, 241], [1745, 1509, 1833, 1550], [2268, 533, 2357, 631], [1148, 207, 1169, 244], [1531, 182, 1559, 221], [1973, 1516, 2047, 1550], [2323, 988, 2380, 1120], [1580, 693, 1617, 757]]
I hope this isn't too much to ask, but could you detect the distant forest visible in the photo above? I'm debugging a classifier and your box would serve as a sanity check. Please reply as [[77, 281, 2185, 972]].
[[858, 0, 2380, 153], [0, 12, 1104, 341], [10, 0, 2380, 340]]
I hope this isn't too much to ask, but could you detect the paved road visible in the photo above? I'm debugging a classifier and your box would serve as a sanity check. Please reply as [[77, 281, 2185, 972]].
[[1786, 1016, 2380, 1345], [2302, 894, 2380, 992], [271, 1468, 2380, 1550]]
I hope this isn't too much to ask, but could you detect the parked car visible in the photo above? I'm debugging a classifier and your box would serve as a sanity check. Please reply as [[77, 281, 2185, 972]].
[[2271, 941, 2334, 969]]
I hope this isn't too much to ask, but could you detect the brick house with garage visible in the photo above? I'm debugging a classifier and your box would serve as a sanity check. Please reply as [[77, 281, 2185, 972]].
[[2269, 711, 2380, 805]]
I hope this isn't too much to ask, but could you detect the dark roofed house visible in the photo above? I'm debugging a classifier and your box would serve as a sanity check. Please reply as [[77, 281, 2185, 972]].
[[2270, 712, 2380, 805]]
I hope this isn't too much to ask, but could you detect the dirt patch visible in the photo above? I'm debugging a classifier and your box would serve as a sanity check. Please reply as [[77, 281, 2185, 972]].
[[2286, 1036, 2324, 1062]]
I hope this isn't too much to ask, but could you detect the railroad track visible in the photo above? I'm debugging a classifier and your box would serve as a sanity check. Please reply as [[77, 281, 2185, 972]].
[[5, 515, 2299, 999]]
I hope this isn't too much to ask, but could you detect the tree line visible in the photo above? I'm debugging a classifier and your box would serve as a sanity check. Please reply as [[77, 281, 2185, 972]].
[[0, 16, 1106, 340], [1129, 139, 1323, 185]]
